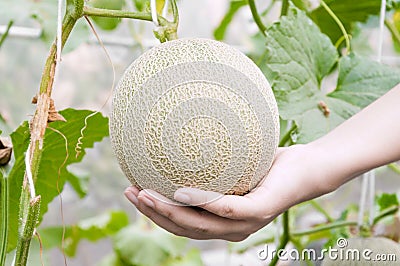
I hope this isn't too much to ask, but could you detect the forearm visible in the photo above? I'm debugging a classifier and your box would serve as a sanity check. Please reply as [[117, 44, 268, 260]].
[[309, 83, 400, 190]]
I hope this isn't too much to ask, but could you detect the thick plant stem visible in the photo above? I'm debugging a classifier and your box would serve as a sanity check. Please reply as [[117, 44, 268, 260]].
[[15, 2, 84, 266], [83, 6, 157, 23], [15, 197, 41, 266], [248, 0, 267, 36], [83, 4, 178, 42], [270, 210, 290, 266]]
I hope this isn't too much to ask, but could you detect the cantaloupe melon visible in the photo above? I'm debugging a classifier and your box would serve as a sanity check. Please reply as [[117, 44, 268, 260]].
[[110, 38, 279, 204], [322, 237, 400, 266]]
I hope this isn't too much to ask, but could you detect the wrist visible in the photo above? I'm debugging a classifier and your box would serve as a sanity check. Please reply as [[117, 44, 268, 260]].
[[305, 139, 358, 195], [268, 144, 340, 210]]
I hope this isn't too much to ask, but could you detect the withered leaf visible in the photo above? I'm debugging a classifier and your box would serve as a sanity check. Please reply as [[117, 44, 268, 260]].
[[0, 138, 12, 166]]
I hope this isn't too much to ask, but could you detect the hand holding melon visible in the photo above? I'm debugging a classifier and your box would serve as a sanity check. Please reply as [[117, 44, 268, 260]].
[[110, 38, 280, 204]]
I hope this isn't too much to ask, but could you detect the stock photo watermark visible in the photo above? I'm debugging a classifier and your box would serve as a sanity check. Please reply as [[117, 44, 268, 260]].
[[257, 237, 398, 263]]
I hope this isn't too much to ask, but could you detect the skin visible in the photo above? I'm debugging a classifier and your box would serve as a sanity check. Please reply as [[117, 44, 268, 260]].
[[124, 83, 400, 242]]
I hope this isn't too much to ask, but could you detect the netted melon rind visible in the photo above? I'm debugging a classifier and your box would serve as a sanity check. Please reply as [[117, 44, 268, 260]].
[[110, 38, 279, 201]]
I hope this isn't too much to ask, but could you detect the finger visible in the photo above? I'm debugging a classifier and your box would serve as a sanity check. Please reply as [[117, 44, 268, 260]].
[[136, 201, 211, 240], [137, 190, 256, 235], [136, 199, 249, 241], [173, 187, 266, 221], [124, 186, 140, 206], [124, 188, 214, 239]]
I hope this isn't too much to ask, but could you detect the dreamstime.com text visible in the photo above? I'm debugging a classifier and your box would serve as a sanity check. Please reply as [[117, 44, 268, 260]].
[[257, 238, 398, 263]]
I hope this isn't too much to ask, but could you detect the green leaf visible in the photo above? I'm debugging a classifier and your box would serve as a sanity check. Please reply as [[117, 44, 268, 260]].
[[376, 193, 399, 212], [113, 223, 188, 266], [303, 53, 400, 143], [87, 0, 125, 31], [329, 53, 400, 107], [264, 9, 400, 143], [309, 0, 381, 45], [213, 0, 247, 40], [264, 8, 337, 142], [39, 210, 128, 257], [265, 8, 338, 120], [4, 109, 109, 252], [67, 172, 89, 198]]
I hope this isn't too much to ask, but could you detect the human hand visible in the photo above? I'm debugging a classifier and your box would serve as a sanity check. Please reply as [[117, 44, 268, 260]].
[[124, 144, 337, 241]]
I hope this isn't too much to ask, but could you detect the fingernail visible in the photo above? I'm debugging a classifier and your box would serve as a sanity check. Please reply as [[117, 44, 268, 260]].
[[174, 192, 191, 204], [140, 196, 155, 209]]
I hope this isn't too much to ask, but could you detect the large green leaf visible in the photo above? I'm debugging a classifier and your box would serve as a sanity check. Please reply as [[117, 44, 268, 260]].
[[39, 210, 129, 257], [309, 0, 381, 45], [66, 172, 89, 199], [265, 8, 338, 120], [329, 53, 400, 107], [264, 9, 400, 143], [4, 109, 109, 251]]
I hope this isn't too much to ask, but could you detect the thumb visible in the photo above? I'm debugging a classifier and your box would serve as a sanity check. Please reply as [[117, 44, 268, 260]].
[[174, 187, 262, 220], [174, 187, 223, 206]]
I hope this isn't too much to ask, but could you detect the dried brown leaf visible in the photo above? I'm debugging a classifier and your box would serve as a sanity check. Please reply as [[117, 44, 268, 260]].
[[0, 138, 12, 166]]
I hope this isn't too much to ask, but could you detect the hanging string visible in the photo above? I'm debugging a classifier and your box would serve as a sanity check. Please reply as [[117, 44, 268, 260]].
[[24, 146, 36, 199], [368, 0, 386, 226], [357, 172, 368, 226], [150, 0, 160, 26], [56, 0, 63, 72], [162, 0, 170, 17], [368, 171, 376, 225], [377, 0, 387, 63]]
